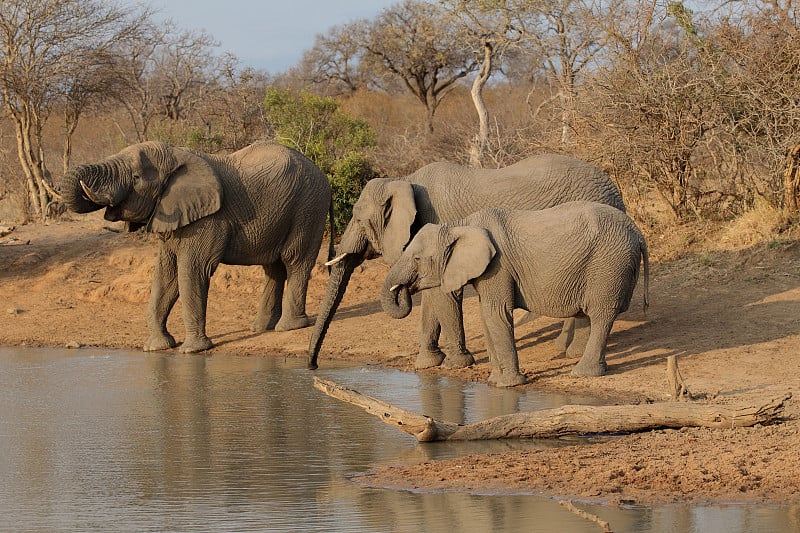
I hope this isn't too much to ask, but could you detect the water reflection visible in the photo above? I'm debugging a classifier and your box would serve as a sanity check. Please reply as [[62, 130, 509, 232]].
[[0, 347, 795, 532]]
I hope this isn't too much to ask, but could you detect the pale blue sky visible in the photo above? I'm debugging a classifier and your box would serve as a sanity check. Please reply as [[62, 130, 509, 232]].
[[151, 0, 398, 73]]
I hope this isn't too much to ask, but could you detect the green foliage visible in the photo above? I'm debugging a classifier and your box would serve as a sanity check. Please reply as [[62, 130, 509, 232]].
[[264, 87, 379, 235]]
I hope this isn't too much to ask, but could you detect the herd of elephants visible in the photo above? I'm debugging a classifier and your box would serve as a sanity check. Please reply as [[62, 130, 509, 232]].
[[61, 140, 649, 388]]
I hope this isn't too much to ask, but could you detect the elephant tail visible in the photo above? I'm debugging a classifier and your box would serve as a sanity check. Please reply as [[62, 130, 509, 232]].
[[640, 236, 650, 313]]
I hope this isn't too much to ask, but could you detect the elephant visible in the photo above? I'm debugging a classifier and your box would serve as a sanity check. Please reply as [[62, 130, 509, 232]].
[[61, 140, 332, 353], [307, 154, 625, 370], [380, 202, 650, 386]]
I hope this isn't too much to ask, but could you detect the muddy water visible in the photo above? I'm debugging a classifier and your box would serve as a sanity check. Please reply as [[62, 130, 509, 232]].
[[0, 347, 796, 532]]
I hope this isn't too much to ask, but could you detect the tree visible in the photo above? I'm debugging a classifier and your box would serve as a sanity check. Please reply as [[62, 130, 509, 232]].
[[502, 0, 615, 146], [297, 21, 367, 96], [441, 0, 522, 166], [112, 20, 221, 144], [0, 0, 147, 221], [362, 0, 479, 133], [585, 1, 730, 219], [710, 0, 800, 211], [199, 55, 272, 151], [152, 23, 220, 123]]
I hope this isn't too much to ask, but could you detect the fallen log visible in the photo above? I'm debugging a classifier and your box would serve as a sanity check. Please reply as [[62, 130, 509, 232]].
[[313, 377, 791, 443]]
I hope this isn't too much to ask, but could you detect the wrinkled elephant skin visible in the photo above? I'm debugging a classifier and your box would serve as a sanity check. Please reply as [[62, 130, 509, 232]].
[[381, 203, 650, 385], [309, 154, 626, 370], [62, 141, 332, 353]]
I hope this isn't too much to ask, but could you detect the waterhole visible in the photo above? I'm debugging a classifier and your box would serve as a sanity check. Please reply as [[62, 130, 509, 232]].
[[0, 347, 795, 532]]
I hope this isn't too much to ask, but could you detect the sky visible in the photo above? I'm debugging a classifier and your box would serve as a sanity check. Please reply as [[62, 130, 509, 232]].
[[151, 0, 398, 73]]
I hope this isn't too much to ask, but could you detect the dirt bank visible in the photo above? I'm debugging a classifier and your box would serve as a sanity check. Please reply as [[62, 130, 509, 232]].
[[1, 212, 798, 505]]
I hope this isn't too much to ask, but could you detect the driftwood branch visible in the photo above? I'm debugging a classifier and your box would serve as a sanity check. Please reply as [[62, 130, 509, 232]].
[[667, 355, 692, 400], [559, 501, 613, 533], [313, 377, 791, 443]]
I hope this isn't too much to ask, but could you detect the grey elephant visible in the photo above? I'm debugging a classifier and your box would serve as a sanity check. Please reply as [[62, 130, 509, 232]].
[[380, 202, 650, 386], [307, 154, 625, 370], [61, 140, 332, 353]]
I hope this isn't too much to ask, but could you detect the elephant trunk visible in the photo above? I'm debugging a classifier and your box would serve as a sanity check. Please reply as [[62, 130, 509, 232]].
[[306, 255, 361, 369], [306, 223, 370, 370], [61, 162, 128, 214], [380, 278, 413, 319]]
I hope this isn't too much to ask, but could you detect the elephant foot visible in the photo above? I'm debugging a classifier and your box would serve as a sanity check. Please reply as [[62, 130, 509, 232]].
[[179, 336, 213, 354], [274, 315, 311, 332], [251, 316, 279, 333], [488, 371, 527, 388], [415, 349, 446, 369], [442, 350, 475, 369], [143, 333, 176, 352], [571, 359, 607, 377], [553, 329, 573, 353], [565, 318, 591, 358], [565, 335, 589, 358]]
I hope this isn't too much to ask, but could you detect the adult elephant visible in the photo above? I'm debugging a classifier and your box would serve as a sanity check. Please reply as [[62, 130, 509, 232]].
[[62, 140, 332, 353], [381, 204, 650, 386], [307, 154, 625, 370]]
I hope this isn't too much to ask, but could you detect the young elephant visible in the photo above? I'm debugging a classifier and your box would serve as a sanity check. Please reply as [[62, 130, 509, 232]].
[[380, 202, 649, 386]]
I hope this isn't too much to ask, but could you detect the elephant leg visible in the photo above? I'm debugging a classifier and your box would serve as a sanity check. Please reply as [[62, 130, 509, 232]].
[[571, 312, 615, 377], [434, 290, 474, 369], [252, 262, 286, 333], [144, 247, 179, 352], [566, 315, 591, 358], [176, 256, 217, 354], [552, 317, 575, 353], [479, 301, 526, 387], [415, 291, 446, 369], [275, 258, 313, 331]]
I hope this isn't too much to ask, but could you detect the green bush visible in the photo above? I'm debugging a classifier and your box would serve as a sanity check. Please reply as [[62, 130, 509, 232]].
[[264, 88, 379, 236]]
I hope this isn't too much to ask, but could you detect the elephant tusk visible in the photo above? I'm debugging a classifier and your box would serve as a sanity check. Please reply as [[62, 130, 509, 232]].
[[80, 180, 112, 206], [325, 253, 349, 266], [390, 284, 401, 292]]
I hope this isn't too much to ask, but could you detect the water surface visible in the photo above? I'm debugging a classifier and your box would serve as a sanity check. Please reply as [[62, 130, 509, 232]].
[[0, 347, 795, 532]]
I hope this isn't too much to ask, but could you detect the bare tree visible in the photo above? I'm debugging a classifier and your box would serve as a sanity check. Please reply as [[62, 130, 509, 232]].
[[362, 0, 479, 133], [153, 22, 220, 123], [0, 0, 147, 221], [441, 0, 522, 166], [584, 1, 734, 219], [711, 0, 800, 211], [502, 0, 616, 146], [297, 21, 367, 96], [112, 20, 221, 144], [200, 54, 272, 150]]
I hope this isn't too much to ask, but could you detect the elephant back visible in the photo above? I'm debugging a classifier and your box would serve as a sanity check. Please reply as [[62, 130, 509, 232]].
[[407, 154, 625, 224], [231, 141, 329, 191], [491, 154, 625, 212]]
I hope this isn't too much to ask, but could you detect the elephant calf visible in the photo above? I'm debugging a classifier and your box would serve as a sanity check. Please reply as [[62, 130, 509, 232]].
[[62, 141, 331, 353], [380, 202, 649, 386]]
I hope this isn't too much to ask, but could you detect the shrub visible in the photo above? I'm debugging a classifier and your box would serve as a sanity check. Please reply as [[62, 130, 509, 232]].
[[264, 88, 380, 236]]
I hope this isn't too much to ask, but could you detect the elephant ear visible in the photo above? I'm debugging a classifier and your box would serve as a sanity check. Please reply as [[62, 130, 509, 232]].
[[382, 180, 417, 264], [441, 225, 496, 293], [148, 147, 223, 233]]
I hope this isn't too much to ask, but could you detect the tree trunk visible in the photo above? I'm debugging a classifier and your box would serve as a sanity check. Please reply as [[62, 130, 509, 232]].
[[313, 378, 791, 443], [468, 41, 493, 168], [783, 142, 800, 212]]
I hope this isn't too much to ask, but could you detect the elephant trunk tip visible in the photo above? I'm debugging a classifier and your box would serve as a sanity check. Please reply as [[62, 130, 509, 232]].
[[381, 283, 413, 319]]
